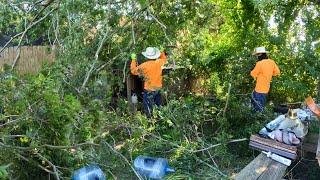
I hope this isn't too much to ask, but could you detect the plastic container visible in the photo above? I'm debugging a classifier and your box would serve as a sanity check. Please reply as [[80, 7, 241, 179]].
[[131, 93, 138, 104], [72, 164, 106, 180], [262, 151, 291, 166], [134, 156, 175, 179]]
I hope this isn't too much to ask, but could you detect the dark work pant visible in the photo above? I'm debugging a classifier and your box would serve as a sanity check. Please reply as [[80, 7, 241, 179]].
[[251, 91, 267, 112], [143, 90, 161, 117]]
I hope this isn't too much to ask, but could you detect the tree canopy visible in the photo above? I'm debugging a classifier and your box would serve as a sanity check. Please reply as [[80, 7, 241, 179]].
[[1, 0, 320, 179]]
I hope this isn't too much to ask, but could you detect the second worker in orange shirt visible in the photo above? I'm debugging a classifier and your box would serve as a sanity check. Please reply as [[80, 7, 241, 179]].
[[250, 46, 280, 112], [130, 47, 167, 117]]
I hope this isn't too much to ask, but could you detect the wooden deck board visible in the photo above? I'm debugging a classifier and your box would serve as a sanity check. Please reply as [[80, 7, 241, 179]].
[[235, 153, 288, 180], [257, 160, 287, 180], [237, 118, 320, 180], [235, 154, 271, 180]]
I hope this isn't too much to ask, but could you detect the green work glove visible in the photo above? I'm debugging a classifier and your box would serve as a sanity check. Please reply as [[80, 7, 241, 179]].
[[131, 53, 137, 60], [159, 46, 165, 53]]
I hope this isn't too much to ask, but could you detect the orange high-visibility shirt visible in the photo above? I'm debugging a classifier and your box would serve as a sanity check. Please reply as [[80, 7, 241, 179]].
[[250, 59, 280, 93], [130, 52, 167, 91]]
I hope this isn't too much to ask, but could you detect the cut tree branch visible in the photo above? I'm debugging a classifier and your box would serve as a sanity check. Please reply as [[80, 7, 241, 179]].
[[5, 1, 57, 70], [79, 0, 112, 92], [131, 126, 247, 153], [53, 12, 62, 48], [0, 141, 99, 151], [81, 0, 157, 89], [36, 152, 60, 180], [17, 153, 56, 175], [223, 83, 232, 118], [147, 9, 173, 45], [102, 140, 143, 180], [80, 29, 109, 92], [192, 138, 247, 153], [197, 158, 227, 177], [1, 0, 55, 54], [11, 4, 58, 70]]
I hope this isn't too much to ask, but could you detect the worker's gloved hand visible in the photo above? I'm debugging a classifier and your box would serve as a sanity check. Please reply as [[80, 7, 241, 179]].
[[131, 53, 137, 60], [159, 46, 165, 53]]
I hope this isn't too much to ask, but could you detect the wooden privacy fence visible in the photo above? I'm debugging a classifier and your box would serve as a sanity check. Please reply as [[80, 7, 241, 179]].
[[0, 46, 56, 74]]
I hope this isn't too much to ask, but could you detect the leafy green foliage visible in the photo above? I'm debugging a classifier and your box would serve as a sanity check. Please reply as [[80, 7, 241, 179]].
[[1, 0, 320, 179], [0, 163, 11, 179]]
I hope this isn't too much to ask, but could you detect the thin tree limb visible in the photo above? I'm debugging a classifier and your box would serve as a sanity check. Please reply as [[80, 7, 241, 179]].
[[192, 138, 247, 153], [40, 0, 55, 7], [122, 60, 128, 83], [122, 2, 137, 83], [131, 18, 136, 46], [36, 152, 60, 180], [95, 53, 123, 73], [0, 100, 40, 128], [47, 22, 53, 45], [80, 29, 109, 92], [11, 4, 58, 70], [0, 0, 54, 54], [0, 141, 99, 150], [53, 12, 62, 47], [79, 0, 112, 92], [2, 135, 25, 138], [147, 9, 167, 29], [223, 83, 232, 118], [207, 149, 219, 168], [17, 153, 56, 175], [0, 34, 20, 54], [143, 128, 247, 153], [147, 9, 173, 45], [0, 116, 27, 128], [197, 158, 227, 177], [102, 140, 143, 180], [83, 0, 157, 81]]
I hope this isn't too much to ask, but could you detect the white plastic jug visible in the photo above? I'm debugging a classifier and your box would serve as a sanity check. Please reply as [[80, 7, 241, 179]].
[[131, 93, 138, 104], [134, 156, 175, 179], [71, 165, 106, 180]]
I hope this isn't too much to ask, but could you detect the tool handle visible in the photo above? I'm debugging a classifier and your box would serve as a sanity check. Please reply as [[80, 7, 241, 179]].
[[270, 153, 291, 166]]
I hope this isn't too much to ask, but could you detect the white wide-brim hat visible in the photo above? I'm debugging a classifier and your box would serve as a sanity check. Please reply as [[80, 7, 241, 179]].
[[252, 46, 268, 55], [142, 47, 161, 59]]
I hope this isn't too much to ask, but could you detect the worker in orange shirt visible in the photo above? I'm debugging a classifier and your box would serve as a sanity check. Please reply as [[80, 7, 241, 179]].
[[251, 47, 280, 112], [130, 47, 166, 117]]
